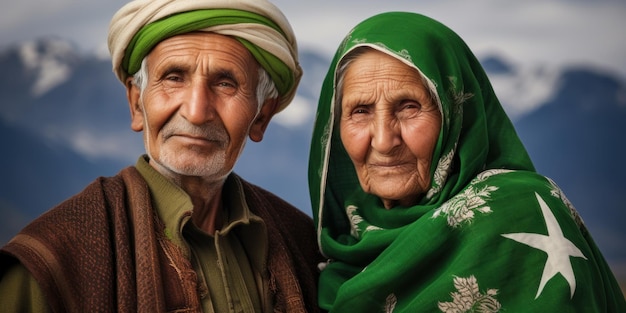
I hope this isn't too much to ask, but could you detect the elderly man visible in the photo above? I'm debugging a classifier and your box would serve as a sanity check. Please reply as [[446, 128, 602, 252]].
[[0, 0, 322, 312]]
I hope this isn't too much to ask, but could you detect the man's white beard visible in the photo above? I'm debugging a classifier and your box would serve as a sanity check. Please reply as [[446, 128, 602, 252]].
[[141, 101, 233, 179]]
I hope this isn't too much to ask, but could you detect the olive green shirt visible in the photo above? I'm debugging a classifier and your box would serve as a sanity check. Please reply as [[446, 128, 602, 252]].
[[137, 156, 269, 313], [0, 156, 269, 313]]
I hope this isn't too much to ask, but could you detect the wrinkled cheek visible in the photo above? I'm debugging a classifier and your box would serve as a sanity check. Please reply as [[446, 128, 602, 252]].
[[354, 165, 372, 193], [143, 123, 164, 159], [342, 135, 370, 165], [142, 123, 153, 155], [418, 158, 433, 185], [143, 135, 157, 159]]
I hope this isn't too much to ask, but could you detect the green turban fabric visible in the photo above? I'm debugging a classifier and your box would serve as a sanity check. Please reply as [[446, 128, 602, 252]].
[[308, 11, 626, 312], [108, 0, 301, 112]]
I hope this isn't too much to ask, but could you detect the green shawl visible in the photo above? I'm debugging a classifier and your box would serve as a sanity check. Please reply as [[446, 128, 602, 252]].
[[308, 12, 625, 312]]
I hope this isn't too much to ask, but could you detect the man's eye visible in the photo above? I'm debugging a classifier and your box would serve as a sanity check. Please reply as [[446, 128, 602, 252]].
[[164, 74, 183, 82], [217, 81, 236, 88]]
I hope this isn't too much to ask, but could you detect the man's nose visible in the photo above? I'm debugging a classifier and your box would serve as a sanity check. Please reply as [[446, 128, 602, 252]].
[[181, 82, 216, 125]]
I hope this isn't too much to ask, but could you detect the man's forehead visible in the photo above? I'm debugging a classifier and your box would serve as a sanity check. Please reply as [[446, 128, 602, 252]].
[[146, 33, 258, 71]]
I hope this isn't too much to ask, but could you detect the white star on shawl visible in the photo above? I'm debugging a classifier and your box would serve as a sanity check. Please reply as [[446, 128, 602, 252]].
[[501, 193, 587, 299]]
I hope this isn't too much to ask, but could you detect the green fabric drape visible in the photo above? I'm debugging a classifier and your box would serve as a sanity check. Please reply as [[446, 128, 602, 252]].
[[308, 12, 625, 312]]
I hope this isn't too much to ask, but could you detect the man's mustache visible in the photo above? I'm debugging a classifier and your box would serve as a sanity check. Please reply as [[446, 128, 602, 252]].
[[161, 117, 229, 144]]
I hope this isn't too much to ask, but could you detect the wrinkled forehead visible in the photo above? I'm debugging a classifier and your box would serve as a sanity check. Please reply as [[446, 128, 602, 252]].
[[333, 44, 443, 120]]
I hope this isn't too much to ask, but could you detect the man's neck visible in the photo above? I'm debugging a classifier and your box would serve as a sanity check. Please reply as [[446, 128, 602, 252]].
[[148, 158, 227, 234], [188, 184, 224, 235]]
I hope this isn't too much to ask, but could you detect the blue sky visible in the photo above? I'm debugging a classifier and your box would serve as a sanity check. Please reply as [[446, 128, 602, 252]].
[[2, 0, 625, 78]]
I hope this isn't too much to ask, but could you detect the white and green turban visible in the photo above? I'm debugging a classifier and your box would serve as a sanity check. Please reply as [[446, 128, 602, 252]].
[[108, 0, 302, 112]]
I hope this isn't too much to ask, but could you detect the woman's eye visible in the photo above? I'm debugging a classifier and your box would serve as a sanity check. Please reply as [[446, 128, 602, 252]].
[[401, 101, 422, 111], [396, 101, 423, 119], [351, 105, 370, 115], [345, 105, 371, 122]]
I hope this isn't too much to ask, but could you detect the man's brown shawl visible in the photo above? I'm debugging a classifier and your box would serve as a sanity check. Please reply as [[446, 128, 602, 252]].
[[0, 167, 321, 312]]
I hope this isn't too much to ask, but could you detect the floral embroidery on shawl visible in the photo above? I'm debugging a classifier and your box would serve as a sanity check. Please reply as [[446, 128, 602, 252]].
[[546, 178, 585, 228], [448, 76, 474, 108], [432, 185, 497, 228], [432, 170, 512, 227], [384, 293, 398, 313], [318, 115, 333, 179], [426, 77, 473, 200], [445, 76, 471, 128], [438, 275, 501, 313], [347, 205, 362, 238], [474, 169, 513, 181], [346, 205, 382, 239], [426, 147, 455, 199]]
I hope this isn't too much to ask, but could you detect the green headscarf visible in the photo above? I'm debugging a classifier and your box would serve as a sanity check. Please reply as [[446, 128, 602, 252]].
[[308, 12, 625, 312]]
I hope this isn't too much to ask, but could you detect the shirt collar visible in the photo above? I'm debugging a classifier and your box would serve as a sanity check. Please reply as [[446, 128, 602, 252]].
[[134, 155, 264, 247]]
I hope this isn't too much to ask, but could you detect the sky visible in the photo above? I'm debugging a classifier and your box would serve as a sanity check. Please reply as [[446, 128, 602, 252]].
[[2, 0, 626, 80]]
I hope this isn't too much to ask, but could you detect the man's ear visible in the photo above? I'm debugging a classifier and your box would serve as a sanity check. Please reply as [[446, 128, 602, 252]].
[[126, 77, 144, 132], [249, 98, 279, 142]]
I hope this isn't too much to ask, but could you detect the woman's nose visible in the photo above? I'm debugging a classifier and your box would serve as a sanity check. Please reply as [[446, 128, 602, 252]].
[[371, 117, 401, 154], [181, 82, 216, 125]]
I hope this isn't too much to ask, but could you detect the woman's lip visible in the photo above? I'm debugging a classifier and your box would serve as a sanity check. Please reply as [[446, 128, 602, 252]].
[[369, 161, 410, 167], [368, 156, 410, 166]]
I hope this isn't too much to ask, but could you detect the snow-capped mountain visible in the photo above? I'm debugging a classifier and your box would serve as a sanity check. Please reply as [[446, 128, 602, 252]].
[[1, 38, 625, 285], [482, 54, 562, 120]]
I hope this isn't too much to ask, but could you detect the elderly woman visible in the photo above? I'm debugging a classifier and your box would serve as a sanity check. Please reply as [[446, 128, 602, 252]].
[[308, 12, 626, 312]]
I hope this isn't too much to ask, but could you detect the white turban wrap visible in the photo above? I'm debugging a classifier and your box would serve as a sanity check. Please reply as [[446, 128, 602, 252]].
[[108, 0, 302, 112]]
